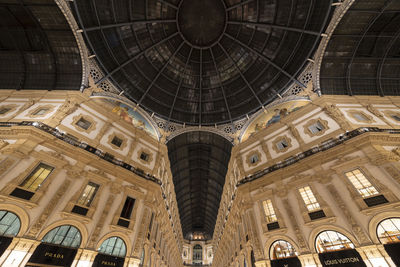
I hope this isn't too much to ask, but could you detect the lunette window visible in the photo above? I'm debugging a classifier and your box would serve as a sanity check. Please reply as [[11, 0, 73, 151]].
[[98, 236, 127, 257], [0, 210, 20, 236], [20, 163, 54, 191], [270, 240, 297, 260], [315, 230, 355, 253], [377, 218, 400, 244], [42, 225, 81, 248]]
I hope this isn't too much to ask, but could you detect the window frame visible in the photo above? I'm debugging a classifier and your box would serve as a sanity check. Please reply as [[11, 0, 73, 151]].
[[42, 225, 82, 248], [376, 217, 400, 244], [269, 239, 297, 260], [98, 236, 127, 258], [315, 230, 355, 253]]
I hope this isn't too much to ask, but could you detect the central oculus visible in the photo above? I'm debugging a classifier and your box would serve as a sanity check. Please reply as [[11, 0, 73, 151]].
[[178, 0, 226, 47]]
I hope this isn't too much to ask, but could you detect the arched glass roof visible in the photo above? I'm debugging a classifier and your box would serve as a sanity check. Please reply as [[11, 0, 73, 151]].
[[73, 0, 332, 125]]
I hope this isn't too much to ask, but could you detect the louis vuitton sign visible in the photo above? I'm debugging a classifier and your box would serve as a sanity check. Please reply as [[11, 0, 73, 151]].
[[319, 249, 366, 267]]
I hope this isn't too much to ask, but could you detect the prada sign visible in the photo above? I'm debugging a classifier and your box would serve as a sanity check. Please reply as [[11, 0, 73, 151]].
[[92, 253, 125, 267], [0, 236, 12, 257], [28, 243, 77, 266], [384, 242, 400, 266], [319, 249, 366, 267], [270, 257, 302, 267]]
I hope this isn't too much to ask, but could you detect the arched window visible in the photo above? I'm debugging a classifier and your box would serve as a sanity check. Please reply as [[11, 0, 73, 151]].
[[315, 230, 355, 253], [98, 236, 126, 257], [42, 225, 81, 248], [377, 218, 400, 244], [0, 210, 20, 237], [270, 240, 297, 260]]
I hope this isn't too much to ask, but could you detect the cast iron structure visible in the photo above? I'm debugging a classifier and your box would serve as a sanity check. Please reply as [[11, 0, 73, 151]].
[[73, 0, 333, 125], [0, 0, 82, 90], [320, 0, 400, 96], [167, 131, 233, 239]]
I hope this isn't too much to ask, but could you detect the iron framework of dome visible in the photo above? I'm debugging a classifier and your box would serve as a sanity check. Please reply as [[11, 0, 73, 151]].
[[319, 0, 400, 96], [0, 0, 83, 91], [73, 0, 333, 126]]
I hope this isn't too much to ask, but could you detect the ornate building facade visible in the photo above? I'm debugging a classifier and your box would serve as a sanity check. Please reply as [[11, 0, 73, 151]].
[[0, 0, 399, 266]]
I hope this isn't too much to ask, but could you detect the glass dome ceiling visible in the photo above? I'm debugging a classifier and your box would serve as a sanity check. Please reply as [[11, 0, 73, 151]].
[[73, 0, 332, 125]]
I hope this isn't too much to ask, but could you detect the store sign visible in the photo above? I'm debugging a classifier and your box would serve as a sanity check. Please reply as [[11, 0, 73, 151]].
[[28, 243, 77, 266], [271, 257, 302, 267], [0, 236, 12, 257], [384, 242, 400, 266], [92, 253, 125, 267], [319, 249, 366, 267]]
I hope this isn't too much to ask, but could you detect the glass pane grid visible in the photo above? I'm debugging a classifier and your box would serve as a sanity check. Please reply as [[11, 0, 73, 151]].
[[270, 240, 297, 260], [98, 236, 127, 257], [42, 225, 81, 248], [263, 200, 277, 223], [316, 231, 355, 253], [299, 186, 320, 212], [345, 169, 379, 198], [377, 218, 400, 244], [20, 163, 54, 192]]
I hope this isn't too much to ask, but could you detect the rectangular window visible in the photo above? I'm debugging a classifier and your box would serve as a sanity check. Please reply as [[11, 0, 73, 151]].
[[353, 113, 368, 121], [0, 107, 10, 115], [140, 152, 149, 161], [20, 163, 54, 191], [76, 117, 91, 130], [77, 182, 99, 207], [299, 186, 320, 212], [276, 139, 288, 150], [120, 197, 135, 219], [308, 121, 324, 134], [33, 108, 49, 116], [262, 199, 277, 223], [111, 136, 123, 147], [345, 169, 379, 198], [391, 114, 400, 122]]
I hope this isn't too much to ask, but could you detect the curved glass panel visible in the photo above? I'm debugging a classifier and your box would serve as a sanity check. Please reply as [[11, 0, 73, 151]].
[[42, 225, 81, 248], [377, 218, 400, 244], [270, 240, 297, 260], [315, 230, 355, 253], [0, 210, 20, 237], [98, 236, 127, 257]]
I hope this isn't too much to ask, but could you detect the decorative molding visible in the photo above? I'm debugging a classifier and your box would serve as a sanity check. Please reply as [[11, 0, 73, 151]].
[[26, 104, 55, 118], [327, 184, 371, 245], [271, 135, 292, 154], [26, 179, 71, 238], [245, 150, 262, 167], [71, 113, 97, 134], [347, 110, 375, 124]]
